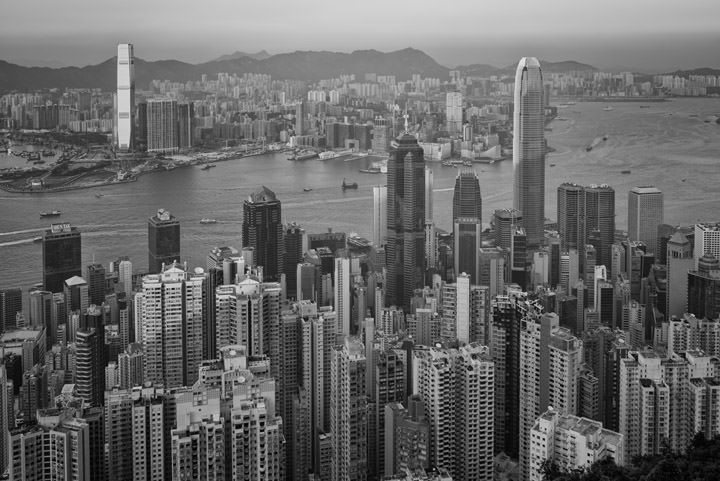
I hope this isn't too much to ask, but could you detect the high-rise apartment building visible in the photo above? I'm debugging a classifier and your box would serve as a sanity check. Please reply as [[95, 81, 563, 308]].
[[386, 128, 425, 310], [135, 263, 206, 388], [513, 57, 545, 247], [519, 312, 583, 480], [242, 186, 283, 282], [75, 305, 106, 406], [0, 288, 22, 334], [330, 338, 367, 481], [628, 186, 664, 255], [425, 167, 434, 222], [284, 223, 305, 299], [412, 344, 494, 481], [171, 415, 225, 480], [440, 275, 489, 345], [147, 98, 178, 152], [177, 102, 194, 149], [116, 43, 135, 151], [445, 91, 463, 134], [384, 395, 430, 476], [334, 257, 351, 336], [666, 230, 694, 318], [42, 223, 82, 293], [148, 208, 180, 273], [528, 409, 624, 481], [687, 253, 720, 320]]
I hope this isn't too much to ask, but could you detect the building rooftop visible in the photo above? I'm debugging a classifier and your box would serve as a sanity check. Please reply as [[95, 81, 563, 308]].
[[630, 186, 662, 195], [64, 276, 87, 287], [247, 186, 277, 203]]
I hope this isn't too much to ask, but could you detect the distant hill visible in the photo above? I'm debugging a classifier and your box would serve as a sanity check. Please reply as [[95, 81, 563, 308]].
[[0, 48, 449, 91], [663, 67, 720, 77], [455, 59, 597, 77], [213, 50, 271, 61]]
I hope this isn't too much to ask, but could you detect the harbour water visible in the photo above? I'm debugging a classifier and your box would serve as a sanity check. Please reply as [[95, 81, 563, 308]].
[[1, 97, 719, 290]]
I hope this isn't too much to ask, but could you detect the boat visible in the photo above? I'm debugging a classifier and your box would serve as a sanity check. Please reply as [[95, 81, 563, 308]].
[[359, 167, 381, 174], [40, 210, 62, 217], [603, 135, 608, 141], [303, 188, 313, 192], [200, 163, 216, 170], [199, 218, 218, 224], [550, 163, 556, 167], [293, 150, 319, 161], [42, 150, 55, 157], [621, 170, 631, 174], [95, 193, 104, 198], [682, 178, 687, 182], [342, 178, 358, 190], [639, 105, 651, 108], [32, 236, 42, 243], [603, 106, 614, 111]]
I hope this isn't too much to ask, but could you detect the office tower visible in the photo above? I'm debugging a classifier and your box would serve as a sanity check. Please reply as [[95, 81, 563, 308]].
[[412, 344, 494, 481], [425, 167, 434, 222], [687, 253, 720, 320], [86, 263, 106, 306], [42, 223, 82, 293], [494, 208, 522, 249], [373, 185, 387, 246], [666, 231, 693, 318], [308, 231, 347, 254], [242, 186, 283, 282], [0, 288, 22, 334], [284, 223, 305, 299], [137, 101, 147, 147], [513, 57, 545, 247], [557, 183, 585, 252], [148, 208, 180, 273], [0, 365, 8, 474], [490, 295, 525, 457], [372, 117, 390, 153], [585, 184, 616, 270], [330, 337, 367, 481], [628, 186, 664, 255], [75, 305, 106, 406], [445, 91, 463, 134], [146, 98, 179, 152], [452, 169, 483, 282], [296, 101, 304, 135], [560, 249, 580, 294], [528, 409, 624, 481], [177, 102, 194, 149], [116, 43, 135, 151], [694, 222, 720, 268], [478, 247, 506, 299], [135, 263, 206, 388], [111, 257, 133, 294], [118, 343, 144, 389], [171, 415, 225, 480], [619, 350, 720, 459], [384, 395, 430, 475], [519, 312, 583, 480], [386, 126, 425, 310]]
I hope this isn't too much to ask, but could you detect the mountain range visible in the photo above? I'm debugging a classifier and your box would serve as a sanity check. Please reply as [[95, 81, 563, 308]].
[[0, 48, 715, 92]]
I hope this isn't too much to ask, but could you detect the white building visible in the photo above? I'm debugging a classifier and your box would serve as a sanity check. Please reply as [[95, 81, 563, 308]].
[[695, 222, 720, 269], [628, 186, 664, 256], [115, 43, 135, 151], [373, 185, 387, 246], [528, 409, 624, 481]]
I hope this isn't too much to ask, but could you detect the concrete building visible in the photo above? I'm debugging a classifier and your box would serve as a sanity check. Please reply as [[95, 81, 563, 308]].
[[115, 43, 135, 151], [628, 186, 664, 256]]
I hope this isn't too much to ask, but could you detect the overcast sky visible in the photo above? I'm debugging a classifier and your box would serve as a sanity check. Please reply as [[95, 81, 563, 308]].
[[2, 0, 719, 72]]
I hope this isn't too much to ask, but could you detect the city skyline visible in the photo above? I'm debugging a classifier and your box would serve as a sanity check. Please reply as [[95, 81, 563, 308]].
[[1, 1, 719, 71]]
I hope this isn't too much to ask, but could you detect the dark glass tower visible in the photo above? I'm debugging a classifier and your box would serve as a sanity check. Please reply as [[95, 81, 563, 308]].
[[453, 170, 483, 282], [0, 288, 22, 334], [284, 222, 305, 299], [86, 263, 106, 306], [148, 208, 180, 273], [43, 223, 82, 293], [585, 184, 615, 272], [242, 186, 283, 282], [386, 129, 425, 310]]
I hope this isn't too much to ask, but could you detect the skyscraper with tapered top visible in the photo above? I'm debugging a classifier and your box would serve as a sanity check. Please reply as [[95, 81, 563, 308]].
[[242, 186, 283, 282], [115, 43, 135, 151], [386, 116, 425, 310], [513, 57, 545, 247]]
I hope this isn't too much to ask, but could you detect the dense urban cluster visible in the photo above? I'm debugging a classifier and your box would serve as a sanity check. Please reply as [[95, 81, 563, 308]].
[[0, 45, 720, 481]]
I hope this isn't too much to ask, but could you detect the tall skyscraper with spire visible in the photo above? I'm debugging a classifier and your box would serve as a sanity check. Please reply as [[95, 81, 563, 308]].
[[513, 57, 545, 247], [115, 43, 135, 151], [385, 117, 425, 310]]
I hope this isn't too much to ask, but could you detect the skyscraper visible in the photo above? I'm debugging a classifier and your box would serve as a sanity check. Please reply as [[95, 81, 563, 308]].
[[42, 223, 82, 293], [386, 125, 425, 310], [115, 43, 135, 151], [445, 91, 463, 134], [584, 184, 616, 270], [334, 257, 351, 337], [373, 185, 387, 246], [513, 57, 545, 247], [694, 222, 720, 268], [425, 167, 434, 222], [628, 186, 664, 255], [0, 288, 22, 334], [148, 208, 180, 273], [453, 170, 483, 283], [146, 98, 178, 153], [242, 186, 283, 282]]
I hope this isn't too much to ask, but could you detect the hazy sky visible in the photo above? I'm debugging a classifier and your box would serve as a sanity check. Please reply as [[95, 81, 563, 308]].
[[2, 0, 719, 72]]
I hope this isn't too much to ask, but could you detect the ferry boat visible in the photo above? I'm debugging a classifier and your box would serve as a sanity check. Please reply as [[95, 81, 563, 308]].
[[40, 210, 62, 217], [603, 106, 614, 111], [359, 167, 381, 174], [292, 150, 319, 161], [303, 188, 313, 192], [199, 218, 218, 224], [341, 178, 358, 190], [95, 193, 105, 198], [621, 170, 631, 174]]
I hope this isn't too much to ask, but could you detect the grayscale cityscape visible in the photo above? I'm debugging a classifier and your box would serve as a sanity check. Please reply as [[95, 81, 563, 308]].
[[0, 1, 719, 480]]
